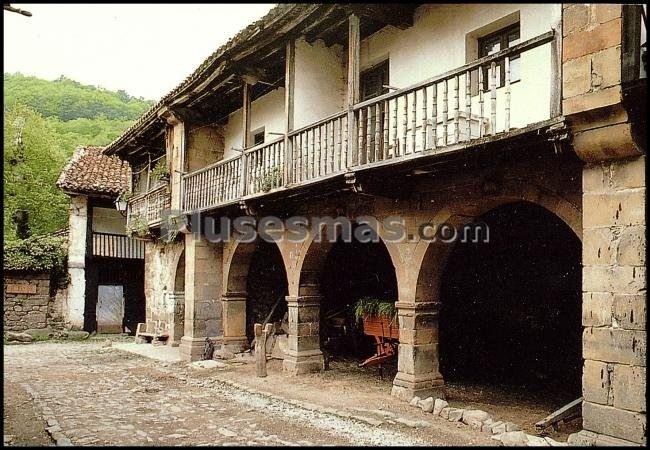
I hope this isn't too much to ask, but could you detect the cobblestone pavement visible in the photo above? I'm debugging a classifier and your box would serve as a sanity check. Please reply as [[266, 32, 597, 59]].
[[3, 342, 494, 446]]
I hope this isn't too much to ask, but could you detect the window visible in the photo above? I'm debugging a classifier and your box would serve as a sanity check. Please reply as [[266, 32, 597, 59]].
[[360, 60, 389, 101], [478, 23, 520, 90], [250, 127, 265, 146]]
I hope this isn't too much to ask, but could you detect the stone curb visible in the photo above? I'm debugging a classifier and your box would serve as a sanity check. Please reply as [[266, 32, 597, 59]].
[[21, 383, 73, 446], [408, 396, 569, 447]]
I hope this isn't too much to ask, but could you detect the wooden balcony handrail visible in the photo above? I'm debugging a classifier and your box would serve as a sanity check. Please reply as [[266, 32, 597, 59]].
[[353, 30, 555, 111], [288, 110, 347, 137]]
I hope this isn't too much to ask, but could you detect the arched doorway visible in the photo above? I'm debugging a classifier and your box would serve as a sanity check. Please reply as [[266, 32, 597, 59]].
[[438, 201, 582, 404], [319, 230, 398, 364], [223, 238, 288, 351], [292, 222, 399, 374], [245, 240, 289, 344], [169, 250, 185, 344]]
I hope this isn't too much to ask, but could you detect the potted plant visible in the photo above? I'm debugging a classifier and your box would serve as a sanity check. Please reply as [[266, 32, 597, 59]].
[[150, 159, 170, 185], [353, 297, 399, 340], [126, 214, 151, 240], [257, 166, 283, 193]]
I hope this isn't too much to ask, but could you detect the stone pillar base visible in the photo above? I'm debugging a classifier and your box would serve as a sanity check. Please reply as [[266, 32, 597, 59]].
[[282, 350, 324, 375], [392, 372, 445, 402], [222, 336, 249, 353], [179, 336, 208, 361]]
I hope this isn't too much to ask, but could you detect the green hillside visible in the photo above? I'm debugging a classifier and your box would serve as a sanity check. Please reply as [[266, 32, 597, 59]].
[[3, 73, 154, 241]]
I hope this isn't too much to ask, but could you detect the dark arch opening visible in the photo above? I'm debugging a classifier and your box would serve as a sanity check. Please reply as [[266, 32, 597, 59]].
[[319, 228, 398, 361], [439, 201, 582, 400], [245, 240, 288, 343]]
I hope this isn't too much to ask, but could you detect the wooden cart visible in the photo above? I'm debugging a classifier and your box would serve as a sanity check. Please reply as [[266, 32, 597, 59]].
[[359, 314, 399, 370]]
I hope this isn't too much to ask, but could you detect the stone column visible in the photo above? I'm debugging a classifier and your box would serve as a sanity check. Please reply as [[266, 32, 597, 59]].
[[179, 233, 223, 361], [65, 194, 88, 330], [221, 292, 249, 352], [282, 295, 324, 374], [575, 155, 646, 446], [563, 4, 646, 445], [392, 301, 444, 401]]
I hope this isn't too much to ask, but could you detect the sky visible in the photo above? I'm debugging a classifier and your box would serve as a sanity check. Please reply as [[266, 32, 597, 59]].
[[3, 3, 276, 100]]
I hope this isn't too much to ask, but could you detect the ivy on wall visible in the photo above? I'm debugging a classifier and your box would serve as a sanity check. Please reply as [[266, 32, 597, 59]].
[[4, 235, 67, 273]]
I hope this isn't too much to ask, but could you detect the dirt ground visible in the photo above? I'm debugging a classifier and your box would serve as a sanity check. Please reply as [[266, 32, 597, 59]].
[[211, 354, 579, 441], [3, 380, 53, 446]]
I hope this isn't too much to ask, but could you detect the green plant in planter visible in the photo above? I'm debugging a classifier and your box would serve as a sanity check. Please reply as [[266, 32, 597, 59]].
[[126, 214, 150, 238], [257, 166, 283, 193], [117, 191, 133, 202], [150, 159, 169, 184], [353, 297, 397, 322]]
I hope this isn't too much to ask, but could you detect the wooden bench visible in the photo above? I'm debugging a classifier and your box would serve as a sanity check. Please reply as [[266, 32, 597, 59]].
[[135, 320, 169, 344]]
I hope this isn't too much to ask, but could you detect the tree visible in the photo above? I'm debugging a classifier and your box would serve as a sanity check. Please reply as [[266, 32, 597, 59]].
[[3, 104, 70, 240]]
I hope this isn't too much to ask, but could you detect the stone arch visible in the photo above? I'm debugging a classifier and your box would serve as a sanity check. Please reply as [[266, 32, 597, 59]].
[[221, 237, 288, 352], [391, 184, 583, 401], [414, 185, 582, 304], [285, 219, 402, 374], [172, 249, 185, 293]]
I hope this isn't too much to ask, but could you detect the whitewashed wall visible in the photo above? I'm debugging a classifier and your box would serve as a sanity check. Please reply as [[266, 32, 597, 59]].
[[359, 4, 561, 130], [293, 38, 346, 129], [92, 207, 126, 235], [223, 87, 286, 159]]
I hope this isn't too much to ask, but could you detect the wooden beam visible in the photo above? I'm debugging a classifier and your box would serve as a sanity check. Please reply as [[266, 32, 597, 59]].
[[344, 4, 415, 30], [242, 81, 252, 149], [347, 14, 361, 168], [535, 397, 583, 431], [284, 40, 296, 185]]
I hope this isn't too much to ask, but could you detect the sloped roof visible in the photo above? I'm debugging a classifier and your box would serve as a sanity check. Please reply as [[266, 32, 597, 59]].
[[103, 3, 308, 155], [57, 146, 131, 196]]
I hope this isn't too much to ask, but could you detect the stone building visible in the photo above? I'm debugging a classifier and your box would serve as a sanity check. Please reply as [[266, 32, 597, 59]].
[[57, 146, 146, 333], [97, 4, 645, 445]]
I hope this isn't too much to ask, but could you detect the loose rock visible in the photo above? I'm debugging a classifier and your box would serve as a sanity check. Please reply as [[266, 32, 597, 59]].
[[418, 397, 435, 413], [447, 408, 465, 422], [409, 396, 421, 407], [440, 407, 451, 419], [433, 398, 449, 416], [500, 431, 529, 447], [462, 409, 491, 428], [6, 332, 33, 343], [526, 434, 551, 446]]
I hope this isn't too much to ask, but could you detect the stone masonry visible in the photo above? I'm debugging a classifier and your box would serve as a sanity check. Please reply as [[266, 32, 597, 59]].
[[563, 4, 646, 446], [3, 271, 58, 332]]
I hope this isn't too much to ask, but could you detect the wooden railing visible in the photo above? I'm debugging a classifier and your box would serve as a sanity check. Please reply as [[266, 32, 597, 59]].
[[181, 31, 557, 214], [351, 30, 556, 166], [288, 111, 347, 184], [127, 184, 171, 228], [244, 137, 285, 196], [92, 232, 145, 259], [183, 154, 243, 212]]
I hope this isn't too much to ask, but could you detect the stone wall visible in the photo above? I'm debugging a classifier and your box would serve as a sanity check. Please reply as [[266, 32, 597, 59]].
[[562, 4, 646, 446], [3, 271, 62, 332]]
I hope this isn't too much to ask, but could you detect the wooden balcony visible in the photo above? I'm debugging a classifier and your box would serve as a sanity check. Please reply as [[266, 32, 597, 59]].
[[127, 184, 171, 229], [91, 232, 145, 259], [182, 30, 559, 214]]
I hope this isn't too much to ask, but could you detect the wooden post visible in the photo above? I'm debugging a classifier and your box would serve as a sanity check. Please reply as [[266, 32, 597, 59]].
[[241, 81, 252, 197], [284, 40, 295, 185], [254, 323, 273, 377], [347, 14, 360, 168]]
